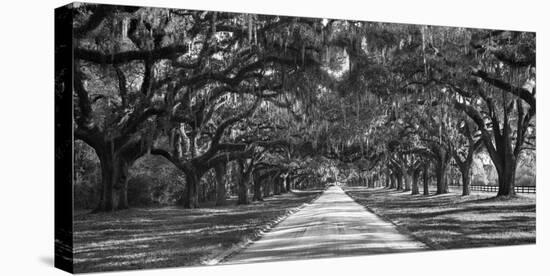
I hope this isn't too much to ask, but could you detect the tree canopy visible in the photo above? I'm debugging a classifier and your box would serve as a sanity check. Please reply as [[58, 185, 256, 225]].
[[72, 4, 536, 211]]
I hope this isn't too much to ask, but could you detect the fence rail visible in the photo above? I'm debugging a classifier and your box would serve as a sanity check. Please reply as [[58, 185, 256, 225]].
[[470, 185, 536, 194]]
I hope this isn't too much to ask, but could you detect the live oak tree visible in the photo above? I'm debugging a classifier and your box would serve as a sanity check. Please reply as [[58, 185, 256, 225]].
[[449, 116, 483, 195], [447, 30, 536, 196], [412, 108, 454, 195], [73, 6, 185, 211]]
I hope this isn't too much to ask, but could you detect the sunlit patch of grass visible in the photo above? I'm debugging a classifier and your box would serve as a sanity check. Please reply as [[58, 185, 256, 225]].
[[467, 231, 535, 240], [73, 191, 321, 273], [344, 186, 535, 250]]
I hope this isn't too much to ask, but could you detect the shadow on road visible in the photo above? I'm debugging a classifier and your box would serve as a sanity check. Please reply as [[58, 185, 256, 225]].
[[225, 186, 427, 264]]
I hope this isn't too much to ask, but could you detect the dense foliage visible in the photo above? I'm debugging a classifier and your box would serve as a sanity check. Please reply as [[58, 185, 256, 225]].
[[72, 4, 535, 211]]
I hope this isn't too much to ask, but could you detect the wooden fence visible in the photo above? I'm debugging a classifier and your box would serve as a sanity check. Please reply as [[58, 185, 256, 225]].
[[470, 185, 536, 194]]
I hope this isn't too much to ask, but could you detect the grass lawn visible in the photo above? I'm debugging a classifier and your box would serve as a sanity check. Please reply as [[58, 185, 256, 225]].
[[73, 190, 322, 273], [343, 186, 535, 250]]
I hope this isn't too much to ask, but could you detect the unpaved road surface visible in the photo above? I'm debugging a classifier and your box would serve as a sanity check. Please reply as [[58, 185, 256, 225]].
[[225, 185, 427, 264]]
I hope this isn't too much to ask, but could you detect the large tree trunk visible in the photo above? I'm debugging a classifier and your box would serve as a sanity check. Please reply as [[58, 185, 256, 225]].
[[92, 142, 140, 212], [496, 155, 517, 197], [181, 131, 201, 208], [459, 164, 471, 196], [214, 163, 227, 206], [411, 169, 420, 195], [435, 162, 448, 195], [285, 175, 291, 191], [396, 174, 403, 190], [93, 150, 121, 212], [117, 160, 130, 210], [252, 172, 263, 201], [274, 177, 281, 195], [490, 125, 518, 197], [95, 155, 116, 212], [237, 160, 250, 205], [390, 174, 396, 189], [263, 176, 272, 198], [87, 135, 154, 212], [181, 167, 200, 208], [487, 96, 520, 197], [114, 159, 134, 210], [404, 170, 412, 191]]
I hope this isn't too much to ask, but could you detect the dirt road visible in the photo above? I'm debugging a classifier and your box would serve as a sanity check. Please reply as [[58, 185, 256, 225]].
[[225, 185, 427, 264]]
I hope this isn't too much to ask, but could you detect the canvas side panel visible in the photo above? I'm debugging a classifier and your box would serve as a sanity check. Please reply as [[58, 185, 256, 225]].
[[54, 4, 74, 274]]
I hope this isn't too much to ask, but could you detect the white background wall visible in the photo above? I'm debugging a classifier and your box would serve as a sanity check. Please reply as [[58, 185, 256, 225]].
[[0, 0, 547, 275]]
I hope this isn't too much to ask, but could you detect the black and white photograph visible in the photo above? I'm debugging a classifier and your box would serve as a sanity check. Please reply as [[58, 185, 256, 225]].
[[52, 1, 540, 273], [3, 0, 548, 275]]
